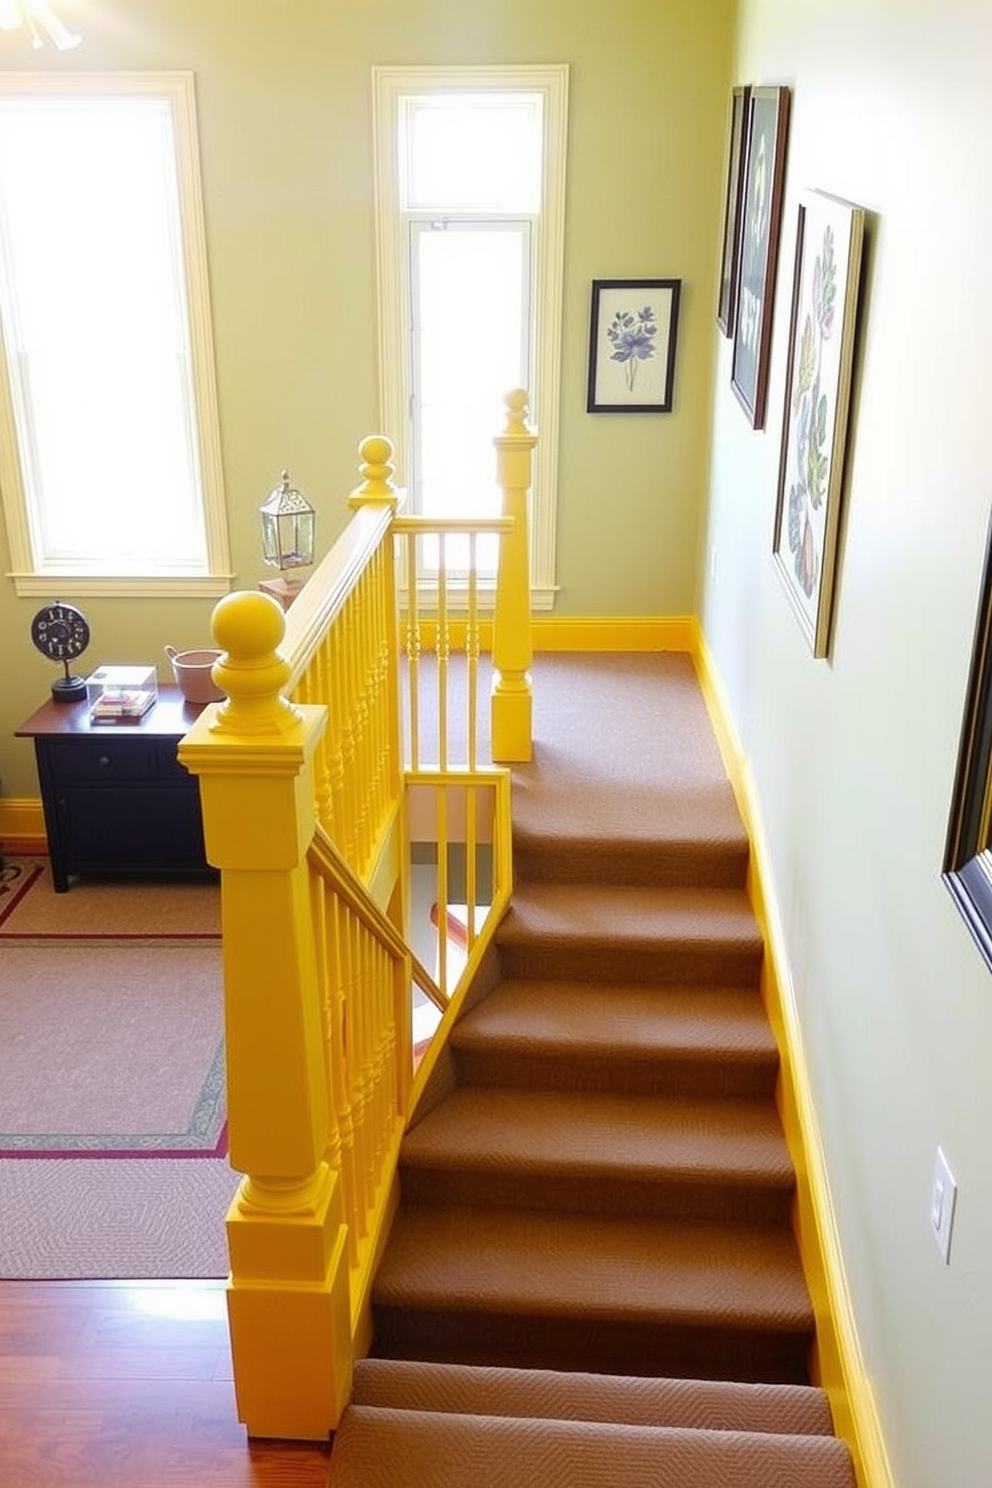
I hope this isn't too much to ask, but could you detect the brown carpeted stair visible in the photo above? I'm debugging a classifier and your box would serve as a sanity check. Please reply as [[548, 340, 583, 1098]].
[[328, 655, 854, 1486], [331, 1361, 855, 1488]]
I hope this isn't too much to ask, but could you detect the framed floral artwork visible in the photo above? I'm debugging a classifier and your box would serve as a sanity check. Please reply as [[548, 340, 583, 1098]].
[[716, 85, 751, 337], [730, 85, 790, 428], [586, 278, 681, 413], [772, 189, 865, 657]]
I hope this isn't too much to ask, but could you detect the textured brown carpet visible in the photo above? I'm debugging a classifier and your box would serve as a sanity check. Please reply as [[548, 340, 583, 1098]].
[[331, 653, 854, 1487]]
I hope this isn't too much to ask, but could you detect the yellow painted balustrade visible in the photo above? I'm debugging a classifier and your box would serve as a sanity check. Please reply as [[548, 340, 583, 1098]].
[[280, 481, 401, 888], [177, 403, 533, 1441]]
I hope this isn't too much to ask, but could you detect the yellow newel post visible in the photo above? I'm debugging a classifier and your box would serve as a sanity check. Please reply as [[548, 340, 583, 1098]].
[[491, 388, 536, 762], [178, 591, 352, 1441], [347, 434, 399, 510]]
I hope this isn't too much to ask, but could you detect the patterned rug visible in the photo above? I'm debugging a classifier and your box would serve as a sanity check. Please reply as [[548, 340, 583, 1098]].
[[0, 858, 236, 1279]]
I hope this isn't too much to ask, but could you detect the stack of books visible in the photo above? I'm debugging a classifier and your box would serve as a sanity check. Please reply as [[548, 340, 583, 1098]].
[[89, 688, 157, 723]]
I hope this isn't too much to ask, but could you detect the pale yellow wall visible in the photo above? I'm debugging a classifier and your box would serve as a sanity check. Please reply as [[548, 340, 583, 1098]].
[[701, 2, 992, 1484], [0, 0, 734, 799]]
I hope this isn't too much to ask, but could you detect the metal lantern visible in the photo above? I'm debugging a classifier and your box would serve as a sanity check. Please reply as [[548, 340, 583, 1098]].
[[259, 470, 315, 574]]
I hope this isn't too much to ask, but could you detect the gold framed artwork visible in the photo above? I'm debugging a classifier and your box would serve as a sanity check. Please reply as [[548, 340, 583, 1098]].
[[772, 189, 865, 657]]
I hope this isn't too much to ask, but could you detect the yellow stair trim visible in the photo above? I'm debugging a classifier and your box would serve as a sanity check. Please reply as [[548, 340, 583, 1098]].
[[692, 619, 894, 1488]]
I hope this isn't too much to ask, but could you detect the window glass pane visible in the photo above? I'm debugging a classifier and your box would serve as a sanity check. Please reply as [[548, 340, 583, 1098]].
[[411, 223, 529, 571], [0, 97, 207, 573], [401, 95, 542, 212]]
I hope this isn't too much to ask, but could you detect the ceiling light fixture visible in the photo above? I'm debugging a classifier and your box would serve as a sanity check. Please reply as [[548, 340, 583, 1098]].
[[0, 1, 81, 51]]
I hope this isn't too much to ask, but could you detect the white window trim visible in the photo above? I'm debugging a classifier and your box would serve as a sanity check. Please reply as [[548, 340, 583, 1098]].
[[372, 64, 568, 612], [0, 71, 231, 599]]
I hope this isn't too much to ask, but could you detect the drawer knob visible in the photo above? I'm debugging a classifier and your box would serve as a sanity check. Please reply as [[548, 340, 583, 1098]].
[[99, 755, 111, 767]]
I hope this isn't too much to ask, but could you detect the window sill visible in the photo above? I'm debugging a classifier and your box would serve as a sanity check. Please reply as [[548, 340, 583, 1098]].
[[8, 572, 235, 600]]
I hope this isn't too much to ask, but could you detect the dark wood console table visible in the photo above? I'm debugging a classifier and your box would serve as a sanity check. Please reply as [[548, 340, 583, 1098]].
[[16, 685, 216, 892]]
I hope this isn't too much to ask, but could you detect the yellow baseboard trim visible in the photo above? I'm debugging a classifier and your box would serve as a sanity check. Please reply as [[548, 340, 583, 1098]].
[[0, 798, 46, 853], [692, 627, 894, 1488], [531, 615, 695, 651], [408, 615, 696, 654]]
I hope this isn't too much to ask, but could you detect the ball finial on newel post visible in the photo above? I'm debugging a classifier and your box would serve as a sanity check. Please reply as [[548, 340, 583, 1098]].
[[348, 435, 398, 509], [208, 590, 303, 735], [503, 387, 531, 435]]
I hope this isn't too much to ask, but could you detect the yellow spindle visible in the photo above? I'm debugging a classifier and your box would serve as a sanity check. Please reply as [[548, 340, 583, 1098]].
[[436, 783, 449, 997], [466, 783, 477, 952], [407, 531, 421, 770], [467, 531, 479, 773], [437, 533, 449, 771], [491, 388, 537, 762], [328, 624, 347, 854]]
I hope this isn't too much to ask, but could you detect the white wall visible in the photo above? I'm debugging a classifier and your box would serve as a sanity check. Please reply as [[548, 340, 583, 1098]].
[[701, 3, 992, 1484]]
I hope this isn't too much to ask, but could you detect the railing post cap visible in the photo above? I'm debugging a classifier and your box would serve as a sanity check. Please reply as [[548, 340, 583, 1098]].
[[213, 589, 286, 657], [208, 590, 302, 736], [496, 388, 537, 447], [348, 434, 398, 509]]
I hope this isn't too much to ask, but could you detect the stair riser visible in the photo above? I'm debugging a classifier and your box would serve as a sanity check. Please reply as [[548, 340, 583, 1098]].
[[399, 1170, 795, 1226], [496, 942, 763, 987], [372, 1308, 812, 1386], [514, 846, 749, 891], [331, 1409, 857, 1488], [451, 1049, 779, 1100], [352, 1359, 837, 1436]]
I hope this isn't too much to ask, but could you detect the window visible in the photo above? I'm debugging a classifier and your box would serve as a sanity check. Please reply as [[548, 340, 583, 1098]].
[[373, 66, 568, 608], [0, 72, 229, 597]]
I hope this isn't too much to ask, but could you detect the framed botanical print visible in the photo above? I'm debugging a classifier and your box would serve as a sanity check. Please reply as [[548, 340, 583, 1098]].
[[730, 85, 791, 428], [716, 85, 751, 337], [771, 189, 865, 658], [586, 278, 681, 413]]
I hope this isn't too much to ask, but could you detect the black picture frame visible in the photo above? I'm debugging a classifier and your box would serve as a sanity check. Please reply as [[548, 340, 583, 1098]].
[[587, 278, 681, 414], [716, 85, 751, 337], [730, 85, 791, 429], [944, 510, 992, 973]]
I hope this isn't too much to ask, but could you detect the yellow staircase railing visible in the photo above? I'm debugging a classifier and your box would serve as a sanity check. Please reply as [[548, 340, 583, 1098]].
[[178, 392, 534, 1440]]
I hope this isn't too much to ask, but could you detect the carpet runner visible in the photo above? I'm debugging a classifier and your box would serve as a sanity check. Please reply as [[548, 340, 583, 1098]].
[[329, 653, 854, 1486]]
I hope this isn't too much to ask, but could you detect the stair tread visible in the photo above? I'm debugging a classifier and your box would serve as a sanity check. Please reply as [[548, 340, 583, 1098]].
[[496, 881, 762, 950], [330, 1407, 856, 1488], [352, 1359, 835, 1436], [403, 1087, 793, 1187], [453, 979, 778, 1062], [374, 1206, 812, 1331]]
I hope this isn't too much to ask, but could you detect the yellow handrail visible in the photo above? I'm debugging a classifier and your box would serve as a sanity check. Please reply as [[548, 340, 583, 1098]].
[[310, 824, 446, 1014]]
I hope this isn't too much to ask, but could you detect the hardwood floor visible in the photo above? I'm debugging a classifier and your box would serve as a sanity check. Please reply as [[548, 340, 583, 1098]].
[[0, 1280, 331, 1487]]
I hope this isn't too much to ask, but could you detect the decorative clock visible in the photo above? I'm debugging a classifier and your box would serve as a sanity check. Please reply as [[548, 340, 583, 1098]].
[[30, 601, 91, 702]]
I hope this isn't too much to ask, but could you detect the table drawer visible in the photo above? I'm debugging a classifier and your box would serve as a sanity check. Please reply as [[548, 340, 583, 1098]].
[[46, 739, 158, 783]]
